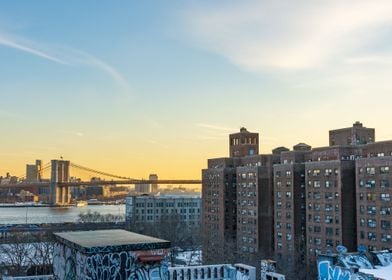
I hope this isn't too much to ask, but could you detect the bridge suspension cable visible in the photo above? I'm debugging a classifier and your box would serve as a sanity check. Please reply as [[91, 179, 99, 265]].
[[69, 162, 132, 180]]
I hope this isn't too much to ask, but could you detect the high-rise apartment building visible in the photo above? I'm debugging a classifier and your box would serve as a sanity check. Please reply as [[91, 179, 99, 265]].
[[273, 144, 311, 268], [236, 154, 275, 258], [305, 148, 358, 264], [202, 157, 239, 264], [203, 122, 392, 273], [202, 128, 276, 264], [356, 141, 392, 251]]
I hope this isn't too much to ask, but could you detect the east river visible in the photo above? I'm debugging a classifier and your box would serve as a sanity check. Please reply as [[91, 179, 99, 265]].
[[0, 205, 125, 224]]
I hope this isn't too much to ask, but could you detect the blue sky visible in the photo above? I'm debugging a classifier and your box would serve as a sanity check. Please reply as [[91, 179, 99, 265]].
[[1, 1, 392, 178]]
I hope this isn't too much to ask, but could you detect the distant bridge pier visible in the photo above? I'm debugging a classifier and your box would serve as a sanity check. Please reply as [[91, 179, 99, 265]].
[[50, 160, 70, 206]]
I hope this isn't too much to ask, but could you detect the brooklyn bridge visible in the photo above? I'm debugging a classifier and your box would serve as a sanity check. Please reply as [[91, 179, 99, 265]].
[[0, 160, 201, 206]]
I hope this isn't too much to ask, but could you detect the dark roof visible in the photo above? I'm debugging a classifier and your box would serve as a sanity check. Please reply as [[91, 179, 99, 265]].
[[54, 229, 170, 254]]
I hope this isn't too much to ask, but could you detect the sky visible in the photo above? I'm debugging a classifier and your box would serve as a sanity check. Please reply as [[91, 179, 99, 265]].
[[1, 0, 392, 179]]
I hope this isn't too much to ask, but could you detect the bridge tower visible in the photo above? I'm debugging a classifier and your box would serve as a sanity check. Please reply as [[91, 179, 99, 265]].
[[50, 160, 70, 206]]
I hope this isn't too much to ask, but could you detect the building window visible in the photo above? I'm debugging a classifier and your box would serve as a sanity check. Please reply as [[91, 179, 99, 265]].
[[367, 219, 377, 228], [381, 193, 391, 201], [380, 180, 390, 188], [325, 169, 333, 176], [325, 216, 333, 224], [368, 232, 377, 241], [313, 192, 321, 200], [286, 192, 292, 198], [313, 169, 321, 176], [365, 180, 376, 188], [367, 193, 375, 201], [380, 207, 391, 216], [325, 192, 333, 200], [366, 167, 376, 175], [367, 206, 377, 215], [381, 220, 391, 230], [286, 171, 292, 178], [380, 166, 390, 174], [381, 234, 391, 243], [314, 181, 321, 188]]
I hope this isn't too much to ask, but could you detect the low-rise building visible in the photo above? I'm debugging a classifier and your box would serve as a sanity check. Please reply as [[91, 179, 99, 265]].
[[125, 194, 201, 226]]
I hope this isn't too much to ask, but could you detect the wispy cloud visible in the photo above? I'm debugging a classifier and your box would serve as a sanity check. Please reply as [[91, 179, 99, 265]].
[[0, 33, 68, 65], [195, 123, 235, 131], [183, 1, 392, 71], [0, 32, 129, 88]]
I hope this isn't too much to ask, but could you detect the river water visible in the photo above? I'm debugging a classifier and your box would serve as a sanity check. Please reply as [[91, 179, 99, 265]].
[[0, 205, 125, 224]]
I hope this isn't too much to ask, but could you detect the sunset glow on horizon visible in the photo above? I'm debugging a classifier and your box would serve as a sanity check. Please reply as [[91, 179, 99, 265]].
[[1, 1, 392, 179]]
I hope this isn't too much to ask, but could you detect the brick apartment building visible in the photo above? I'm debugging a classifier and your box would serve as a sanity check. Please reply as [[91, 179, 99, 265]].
[[202, 128, 277, 264], [273, 144, 310, 267], [202, 122, 392, 270]]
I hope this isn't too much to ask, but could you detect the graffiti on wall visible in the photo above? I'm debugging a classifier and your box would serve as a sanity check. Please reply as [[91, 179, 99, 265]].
[[373, 250, 392, 266], [318, 261, 371, 280], [53, 243, 169, 280], [338, 254, 373, 270]]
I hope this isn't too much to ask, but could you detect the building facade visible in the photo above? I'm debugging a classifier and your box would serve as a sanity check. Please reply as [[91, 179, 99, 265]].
[[356, 144, 392, 251], [126, 194, 201, 226], [203, 122, 392, 274], [202, 128, 276, 265], [273, 145, 310, 269]]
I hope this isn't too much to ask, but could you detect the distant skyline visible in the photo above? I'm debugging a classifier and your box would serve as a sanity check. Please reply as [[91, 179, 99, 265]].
[[1, 1, 392, 178]]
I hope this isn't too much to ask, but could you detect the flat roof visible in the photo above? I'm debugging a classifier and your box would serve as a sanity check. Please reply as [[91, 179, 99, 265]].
[[54, 229, 170, 254]]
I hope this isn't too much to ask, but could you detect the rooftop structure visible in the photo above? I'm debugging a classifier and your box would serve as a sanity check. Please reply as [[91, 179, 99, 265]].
[[329, 121, 375, 146], [53, 229, 171, 279]]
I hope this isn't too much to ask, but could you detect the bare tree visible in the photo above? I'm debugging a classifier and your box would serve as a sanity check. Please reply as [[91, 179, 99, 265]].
[[28, 232, 54, 276], [77, 210, 124, 223], [0, 233, 34, 277], [127, 213, 202, 266]]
